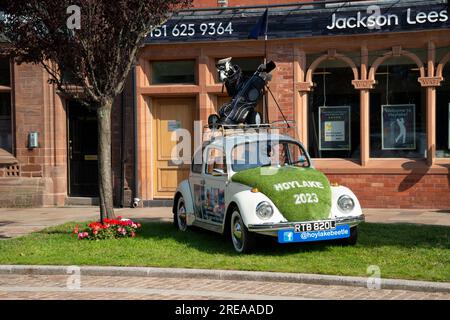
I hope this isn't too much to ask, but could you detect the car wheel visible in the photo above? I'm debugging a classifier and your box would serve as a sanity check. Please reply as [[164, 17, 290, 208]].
[[338, 226, 358, 246], [175, 196, 188, 232], [230, 210, 255, 253]]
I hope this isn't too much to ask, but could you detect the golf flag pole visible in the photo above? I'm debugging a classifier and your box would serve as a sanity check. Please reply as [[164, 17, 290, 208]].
[[248, 8, 270, 123], [248, 8, 269, 40]]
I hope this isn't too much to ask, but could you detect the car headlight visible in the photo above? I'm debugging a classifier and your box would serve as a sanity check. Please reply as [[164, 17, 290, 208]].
[[338, 195, 355, 213], [256, 202, 274, 220]]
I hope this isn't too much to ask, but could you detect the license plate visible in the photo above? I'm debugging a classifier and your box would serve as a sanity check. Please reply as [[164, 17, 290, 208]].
[[293, 220, 336, 233], [278, 225, 350, 244]]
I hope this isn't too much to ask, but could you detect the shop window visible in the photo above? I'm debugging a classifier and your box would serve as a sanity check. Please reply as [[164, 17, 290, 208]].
[[0, 58, 11, 86], [436, 63, 450, 158], [0, 58, 12, 153], [369, 57, 426, 158], [308, 59, 360, 159], [151, 60, 195, 84]]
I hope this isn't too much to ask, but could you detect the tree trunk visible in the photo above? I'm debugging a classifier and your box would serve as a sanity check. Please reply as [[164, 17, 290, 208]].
[[97, 99, 115, 222]]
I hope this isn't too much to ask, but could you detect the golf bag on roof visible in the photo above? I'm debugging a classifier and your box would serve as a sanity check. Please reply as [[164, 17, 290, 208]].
[[208, 57, 276, 128]]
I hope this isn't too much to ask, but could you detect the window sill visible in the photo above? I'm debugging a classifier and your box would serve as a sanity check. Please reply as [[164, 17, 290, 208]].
[[0, 148, 18, 165], [0, 85, 11, 92], [139, 84, 200, 96], [313, 158, 450, 175]]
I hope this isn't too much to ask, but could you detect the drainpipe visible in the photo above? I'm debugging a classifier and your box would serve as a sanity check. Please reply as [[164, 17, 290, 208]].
[[132, 67, 140, 208]]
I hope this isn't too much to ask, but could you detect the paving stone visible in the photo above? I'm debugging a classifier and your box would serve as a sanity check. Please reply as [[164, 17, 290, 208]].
[[0, 274, 448, 300]]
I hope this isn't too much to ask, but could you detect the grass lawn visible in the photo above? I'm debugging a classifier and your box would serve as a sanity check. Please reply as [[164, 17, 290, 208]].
[[0, 220, 449, 282]]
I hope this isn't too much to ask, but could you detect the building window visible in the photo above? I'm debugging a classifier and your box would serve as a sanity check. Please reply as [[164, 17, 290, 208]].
[[369, 57, 426, 158], [436, 62, 450, 158], [0, 58, 12, 153], [151, 60, 196, 84], [308, 59, 360, 159]]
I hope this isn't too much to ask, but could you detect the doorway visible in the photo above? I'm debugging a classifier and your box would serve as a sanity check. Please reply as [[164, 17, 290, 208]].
[[152, 98, 196, 198], [68, 101, 99, 197]]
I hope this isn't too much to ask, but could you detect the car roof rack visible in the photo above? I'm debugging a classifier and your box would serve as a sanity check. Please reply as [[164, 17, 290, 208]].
[[203, 121, 297, 141]]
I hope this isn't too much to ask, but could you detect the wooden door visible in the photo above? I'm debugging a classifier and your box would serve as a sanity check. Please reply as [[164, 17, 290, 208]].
[[152, 98, 196, 198]]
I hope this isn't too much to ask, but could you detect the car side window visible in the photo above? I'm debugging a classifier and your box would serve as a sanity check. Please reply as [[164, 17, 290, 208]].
[[191, 149, 203, 174], [205, 147, 227, 175]]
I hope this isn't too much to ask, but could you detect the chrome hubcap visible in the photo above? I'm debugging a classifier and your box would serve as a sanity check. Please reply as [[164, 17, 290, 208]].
[[233, 223, 242, 240], [232, 214, 243, 250]]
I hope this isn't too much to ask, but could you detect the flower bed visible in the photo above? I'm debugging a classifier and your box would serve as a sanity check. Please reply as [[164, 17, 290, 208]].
[[74, 216, 142, 240]]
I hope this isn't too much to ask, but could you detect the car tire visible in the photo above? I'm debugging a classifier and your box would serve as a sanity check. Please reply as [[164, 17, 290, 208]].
[[338, 226, 358, 246], [230, 210, 256, 253], [174, 196, 188, 232]]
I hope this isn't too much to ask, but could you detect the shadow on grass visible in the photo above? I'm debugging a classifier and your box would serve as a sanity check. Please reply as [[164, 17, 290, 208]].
[[35, 219, 450, 256], [135, 219, 450, 255], [0, 221, 15, 239]]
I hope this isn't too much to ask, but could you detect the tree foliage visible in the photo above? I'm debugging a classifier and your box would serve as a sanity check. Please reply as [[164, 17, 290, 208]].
[[0, 0, 190, 104], [0, 0, 191, 219]]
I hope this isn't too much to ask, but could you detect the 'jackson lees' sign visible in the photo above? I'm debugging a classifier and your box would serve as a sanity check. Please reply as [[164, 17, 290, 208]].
[[145, 2, 450, 44], [327, 7, 448, 30]]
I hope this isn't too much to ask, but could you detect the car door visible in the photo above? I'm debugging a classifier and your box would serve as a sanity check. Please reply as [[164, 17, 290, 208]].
[[202, 146, 228, 226], [189, 147, 207, 221]]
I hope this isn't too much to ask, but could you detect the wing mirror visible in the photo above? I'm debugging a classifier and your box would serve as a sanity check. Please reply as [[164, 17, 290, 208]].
[[296, 155, 308, 166]]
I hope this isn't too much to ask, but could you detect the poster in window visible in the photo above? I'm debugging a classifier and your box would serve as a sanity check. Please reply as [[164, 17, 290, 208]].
[[381, 104, 416, 150], [319, 106, 351, 151], [168, 120, 181, 132]]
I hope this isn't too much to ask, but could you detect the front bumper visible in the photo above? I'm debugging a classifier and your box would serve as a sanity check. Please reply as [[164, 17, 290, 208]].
[[248, 215, 365, 236]]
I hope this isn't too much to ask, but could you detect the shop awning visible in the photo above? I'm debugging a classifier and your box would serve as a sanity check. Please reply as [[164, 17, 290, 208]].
[[145, 0, 449, 44]]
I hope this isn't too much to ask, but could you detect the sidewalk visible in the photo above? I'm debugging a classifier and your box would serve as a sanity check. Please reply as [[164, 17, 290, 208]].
[[1, 265, 449, 300], [0, 206, 449, 239], [0, 207, 171, 239]]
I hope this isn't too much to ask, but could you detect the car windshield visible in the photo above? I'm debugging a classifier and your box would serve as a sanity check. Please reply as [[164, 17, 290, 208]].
[[231, 140, 310, 172]]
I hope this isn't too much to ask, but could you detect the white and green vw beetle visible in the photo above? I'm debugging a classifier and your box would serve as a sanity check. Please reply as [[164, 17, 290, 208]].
[[173, 128, 365, 253]]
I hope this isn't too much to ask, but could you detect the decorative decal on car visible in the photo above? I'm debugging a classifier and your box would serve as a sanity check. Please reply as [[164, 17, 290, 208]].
[[205, 187, 225, 223], [194, 184, 225, 223], [232, 166, 332, 222], [193, 184, 206, 220]]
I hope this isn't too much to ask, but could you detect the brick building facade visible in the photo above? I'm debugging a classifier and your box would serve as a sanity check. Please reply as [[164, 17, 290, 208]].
[[1, 0, 450, 209]]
